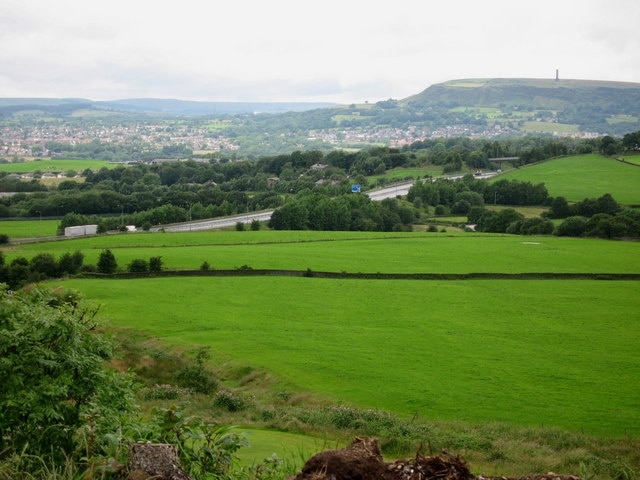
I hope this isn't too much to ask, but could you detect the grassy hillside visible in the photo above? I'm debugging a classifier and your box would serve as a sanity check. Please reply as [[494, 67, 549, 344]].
[[56, 274, 640, 437], [493, 154, 640, 204], [33, 231, 639, 440], [8, 232, 640, 274], [402, 78, 640, 135], [406, 78, 640, 109]]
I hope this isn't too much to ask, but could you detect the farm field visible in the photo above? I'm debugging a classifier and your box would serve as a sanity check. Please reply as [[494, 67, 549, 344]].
[[368, 166, 442, 183], [0, 158, 115, 173], [0, 219, 60, 238], [7, 231, 640, 274], [494, 154, 640, 204], [55, 275, 640, 437]]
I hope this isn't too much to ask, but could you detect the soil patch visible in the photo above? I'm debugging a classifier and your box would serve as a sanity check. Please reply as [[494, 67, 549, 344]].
[[290, 437, 581, 480]]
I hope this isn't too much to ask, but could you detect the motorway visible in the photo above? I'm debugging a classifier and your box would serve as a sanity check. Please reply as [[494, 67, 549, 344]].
[[151, 174, 496, 233]]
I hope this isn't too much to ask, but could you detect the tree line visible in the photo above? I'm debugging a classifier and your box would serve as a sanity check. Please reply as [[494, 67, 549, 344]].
[[0, 249, 164, 290], [0, 131, 638, 234]]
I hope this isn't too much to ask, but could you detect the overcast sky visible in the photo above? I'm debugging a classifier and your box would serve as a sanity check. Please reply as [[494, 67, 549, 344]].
[[1, 0, 638, 104]]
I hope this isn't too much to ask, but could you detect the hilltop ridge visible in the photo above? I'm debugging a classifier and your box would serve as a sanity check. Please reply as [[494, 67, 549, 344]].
[[404, 78, 640, 109], [2, 78, 640, 155]]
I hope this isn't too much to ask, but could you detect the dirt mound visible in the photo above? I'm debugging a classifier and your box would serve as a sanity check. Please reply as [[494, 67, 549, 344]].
[[290, 437, 581, 480]]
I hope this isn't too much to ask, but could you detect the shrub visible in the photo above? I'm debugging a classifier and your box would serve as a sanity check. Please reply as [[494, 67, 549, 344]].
[[0, 287, 138, 461], [140, 384, 190, 400], [173, 347, 218, 394], [97, 249, 117, 274], [214, 390, 249, 412], [434, 204, 449, 216], [149, 256, 163, 272], [555, 216, 587, 237], [128, 258, 149, 273]]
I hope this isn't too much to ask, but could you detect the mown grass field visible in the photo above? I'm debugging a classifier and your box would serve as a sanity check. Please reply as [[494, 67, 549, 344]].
[[55, 274, 640, 437], [0, 158, 115, 173], [0, 219, 60, 238], [7, 231, 640, 274], [494, 154, 640, 204]]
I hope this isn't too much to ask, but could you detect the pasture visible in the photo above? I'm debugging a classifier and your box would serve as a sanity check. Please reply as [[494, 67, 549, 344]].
[[0, 219, 60, 239], [369, 166, 442, 183], [494, 154, 640, 204], [7, 231, 640, 274], [32, 230, 640, 438], [56, 274, 640, 437], [0, 158, 115, 173]]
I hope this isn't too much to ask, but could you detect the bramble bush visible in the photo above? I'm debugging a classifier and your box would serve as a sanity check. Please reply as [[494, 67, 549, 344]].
[[0, 286, 138, 464]]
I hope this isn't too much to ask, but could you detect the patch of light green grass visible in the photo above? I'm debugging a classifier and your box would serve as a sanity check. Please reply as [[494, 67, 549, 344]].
[[494, 154, 640, 204], [369, 167, 442, 183], [606, 114, 639, 124], [237, 429, 333, 467], [0, 219, 60, 238], [8, 232, 640, 274], [521, 121, 578, 134], [55, 276, 640, 437], [0, 158, 115, 173]]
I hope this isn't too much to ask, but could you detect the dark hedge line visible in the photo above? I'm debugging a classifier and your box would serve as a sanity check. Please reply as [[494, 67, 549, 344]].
[[81, 269, 640, 281]]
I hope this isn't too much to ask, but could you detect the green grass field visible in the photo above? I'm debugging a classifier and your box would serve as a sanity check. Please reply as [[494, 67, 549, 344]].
[[369, 167, 442, 183], [520, 122, 579, 134], [0, 158, 115, 173], [494, 154, 640, 204], [55, 275, 640, 437], [236, 429, 332, 466], [0, 219, 60, 238], [7, 231, 640, 274]]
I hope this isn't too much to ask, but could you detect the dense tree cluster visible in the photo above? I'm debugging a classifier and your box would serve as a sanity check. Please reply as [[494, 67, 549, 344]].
[[407, 175, 548, 215], [269, 193, 416, 231], [550, 194, 640, 239], [464, 191, 639, 239], [0, 250, 85, 289]]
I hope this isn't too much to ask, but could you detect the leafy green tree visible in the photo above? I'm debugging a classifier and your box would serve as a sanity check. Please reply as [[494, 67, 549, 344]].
[[0, 287, 137, 460], [7, 257, 31, 289], [548, 196, 571, 218], [481, 208, 524, 233], [555, 216, 588, 237], [57, 212, 90, 235], [97, 249, 117, 274], [58, 250, 84, 275], [149, 256, 163, 272], [128, 258, 149, 273], [269, 200, 309, 230], [29, 253, 59, 278]]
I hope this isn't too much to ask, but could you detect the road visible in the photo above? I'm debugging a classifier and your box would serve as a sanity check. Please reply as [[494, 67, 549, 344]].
[[150, 210, 274, 232], [151, 173, 498, 232]]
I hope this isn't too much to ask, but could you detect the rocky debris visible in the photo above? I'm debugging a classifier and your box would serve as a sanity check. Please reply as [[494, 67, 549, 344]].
[[479, 477, 581, 480], [127, 443, 191, 480], [291, 437, 581, 480]]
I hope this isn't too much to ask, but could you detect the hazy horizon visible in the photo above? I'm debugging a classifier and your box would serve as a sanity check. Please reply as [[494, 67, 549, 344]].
[[2, 0, 639, 104]]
